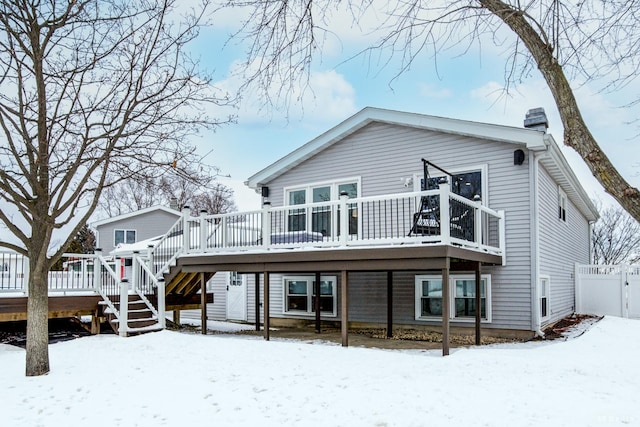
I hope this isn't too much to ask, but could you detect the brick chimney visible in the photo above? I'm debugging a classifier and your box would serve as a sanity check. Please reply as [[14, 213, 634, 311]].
[[524, 108, 549, 132]]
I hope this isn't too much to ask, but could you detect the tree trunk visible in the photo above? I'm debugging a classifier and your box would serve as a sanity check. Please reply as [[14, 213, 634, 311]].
[[26, 257, 50, 376], [479, 0, 640, 222]]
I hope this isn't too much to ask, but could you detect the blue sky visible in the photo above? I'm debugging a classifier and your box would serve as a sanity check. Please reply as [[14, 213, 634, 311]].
[[191, 5, 640, 212]]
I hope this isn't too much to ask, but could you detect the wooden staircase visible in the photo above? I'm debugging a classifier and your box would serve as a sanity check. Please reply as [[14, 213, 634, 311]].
[[103, 294, 162, 336]]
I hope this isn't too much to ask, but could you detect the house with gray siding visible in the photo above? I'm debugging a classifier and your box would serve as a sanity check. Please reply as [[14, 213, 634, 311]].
[[92, 206, 182, 254], [199, 107, 597, 338]]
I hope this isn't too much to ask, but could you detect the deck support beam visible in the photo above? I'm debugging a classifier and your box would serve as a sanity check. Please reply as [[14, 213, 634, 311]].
[[315, 271, 321, 333], [263, 271, 270, 341], [200, 272, 207, 335], [387, 271, 393, 338], [442, 258, 450, 356], [341, 270, 348, 347], [255, 273, 260, 331], [475, 261, 482, 345]]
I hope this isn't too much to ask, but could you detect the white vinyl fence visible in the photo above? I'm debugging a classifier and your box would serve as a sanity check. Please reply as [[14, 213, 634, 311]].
[[575, 264, 640, 318]]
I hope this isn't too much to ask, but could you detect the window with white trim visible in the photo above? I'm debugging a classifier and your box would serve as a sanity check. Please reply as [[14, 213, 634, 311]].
[[114, 229, 136, 246], [283, 275, 337, 316], [558, 187, 567, 222], [285, 179, 359, 237], [539, 275, 550, 321], [415, 274, 491, 322]]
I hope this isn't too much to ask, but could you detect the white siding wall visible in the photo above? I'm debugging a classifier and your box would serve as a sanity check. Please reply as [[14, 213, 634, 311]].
[[261, 122, 534, 331], [537, 166, 590, 324]]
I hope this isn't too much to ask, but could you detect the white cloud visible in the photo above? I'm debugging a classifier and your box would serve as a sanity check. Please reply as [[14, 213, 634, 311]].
[[214, 61, 357, 126], [419, 82, 452, 100]]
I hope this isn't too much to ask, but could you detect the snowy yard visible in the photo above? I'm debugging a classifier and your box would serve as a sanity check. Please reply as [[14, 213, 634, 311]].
[[1, 316, 639, 426]]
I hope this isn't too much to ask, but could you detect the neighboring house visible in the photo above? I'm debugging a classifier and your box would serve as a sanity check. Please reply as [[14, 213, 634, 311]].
[[199, 107, 598, 338], [92, 206, 183, 279], [92, 205, 182, 254]]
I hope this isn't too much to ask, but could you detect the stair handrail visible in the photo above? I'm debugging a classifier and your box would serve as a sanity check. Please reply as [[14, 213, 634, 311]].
[[151, 212, 187, 280], [132, 253, 161, 320], [93, 251, 123, 318]]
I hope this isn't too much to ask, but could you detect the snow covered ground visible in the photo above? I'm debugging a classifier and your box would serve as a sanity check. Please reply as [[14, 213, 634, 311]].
[[1, 316, 639, 427]]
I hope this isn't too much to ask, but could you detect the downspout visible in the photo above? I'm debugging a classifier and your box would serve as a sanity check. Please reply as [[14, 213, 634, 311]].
[[531, 150, 550, 338]]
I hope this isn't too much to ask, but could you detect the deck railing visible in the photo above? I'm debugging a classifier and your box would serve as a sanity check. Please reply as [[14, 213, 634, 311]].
[[179, 182, 505, 257]]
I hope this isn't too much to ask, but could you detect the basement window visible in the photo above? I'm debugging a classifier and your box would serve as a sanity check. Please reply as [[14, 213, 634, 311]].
[[415, 274, 491, 322], [283, 275, 337, 316]]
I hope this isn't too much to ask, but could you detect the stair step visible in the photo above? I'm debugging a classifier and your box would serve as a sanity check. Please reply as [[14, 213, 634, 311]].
[[127, 324, 163, 334], [111, 316, 157, 324]]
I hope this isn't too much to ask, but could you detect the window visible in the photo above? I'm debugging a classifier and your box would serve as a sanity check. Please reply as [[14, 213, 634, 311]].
[[285, 179, 360, 237], [417, 277, 443, 317], [558, 187, 567, 222], [284, 275, 337, 316], [540, 275, 550, 321], [114, 229, 136, 246], [415, 274, 491, 322]]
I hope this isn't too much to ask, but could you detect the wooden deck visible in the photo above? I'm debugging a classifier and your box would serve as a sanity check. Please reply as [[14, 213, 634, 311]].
[[0, 293, 213, 324]]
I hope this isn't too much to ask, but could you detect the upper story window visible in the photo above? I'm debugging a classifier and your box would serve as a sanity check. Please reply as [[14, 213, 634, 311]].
[[417, 165, 486, 203], [285, 179, 360, 236], [114, 229, 136, 246], [558, 187, 567, 222]]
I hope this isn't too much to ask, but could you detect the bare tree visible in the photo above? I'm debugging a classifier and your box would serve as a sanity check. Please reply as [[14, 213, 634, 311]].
[[0, 0, 233, 376], [227, 0, 640, 222], [592, 200, 640, 265], [191, 182, 237, 214]]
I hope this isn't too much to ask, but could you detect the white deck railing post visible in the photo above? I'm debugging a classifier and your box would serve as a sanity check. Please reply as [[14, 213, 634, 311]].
[[131, 252, 139, 293], [146, 245, 154, 276], [474, 196, 482, 248], [182, 205, 191, 253], [93, 249, 102, 292], [438, 181, 450, 245], [262, 202, 272, 249], [498, 210, 506, 266], [339, 191, 349, 246], [157, 278, 166, 329], [22, 254, 30, 296], [200, 209, 207, 252], [119, 278, 129, 337]]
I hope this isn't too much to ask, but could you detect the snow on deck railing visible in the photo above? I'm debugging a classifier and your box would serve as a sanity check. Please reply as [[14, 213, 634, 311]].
[[179, 182, 505, 257]]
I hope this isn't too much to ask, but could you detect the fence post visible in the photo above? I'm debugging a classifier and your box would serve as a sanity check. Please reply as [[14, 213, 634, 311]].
[[119, 278, 129, 337], [93, 249, 102, 293], [157, 278, 166, 329], [622, 265, 629, 318], [262, 202, 271, 249], [339, 191, 349, 246], [182, 205, 191, 253], [574, 263, 581, 314], [438, 180, 450, 245]]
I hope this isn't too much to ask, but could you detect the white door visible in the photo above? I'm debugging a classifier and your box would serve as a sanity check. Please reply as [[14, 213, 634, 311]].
[[226, 272, 247, 321]]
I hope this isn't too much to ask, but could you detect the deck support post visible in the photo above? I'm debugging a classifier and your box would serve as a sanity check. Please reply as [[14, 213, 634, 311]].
[[264, 271, 270, 341], [315, 271, 321, 333], [255, 273, 261, 331], [387, 271, 393, 338], [157, 278, 166, 329], [173, 309, 180, 325], [442, 259, 450, 356], [200, 272, 207, 335], [475, 261, 482, 345], [91, 306, 101, 335], [341, 270, 348, 347]]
